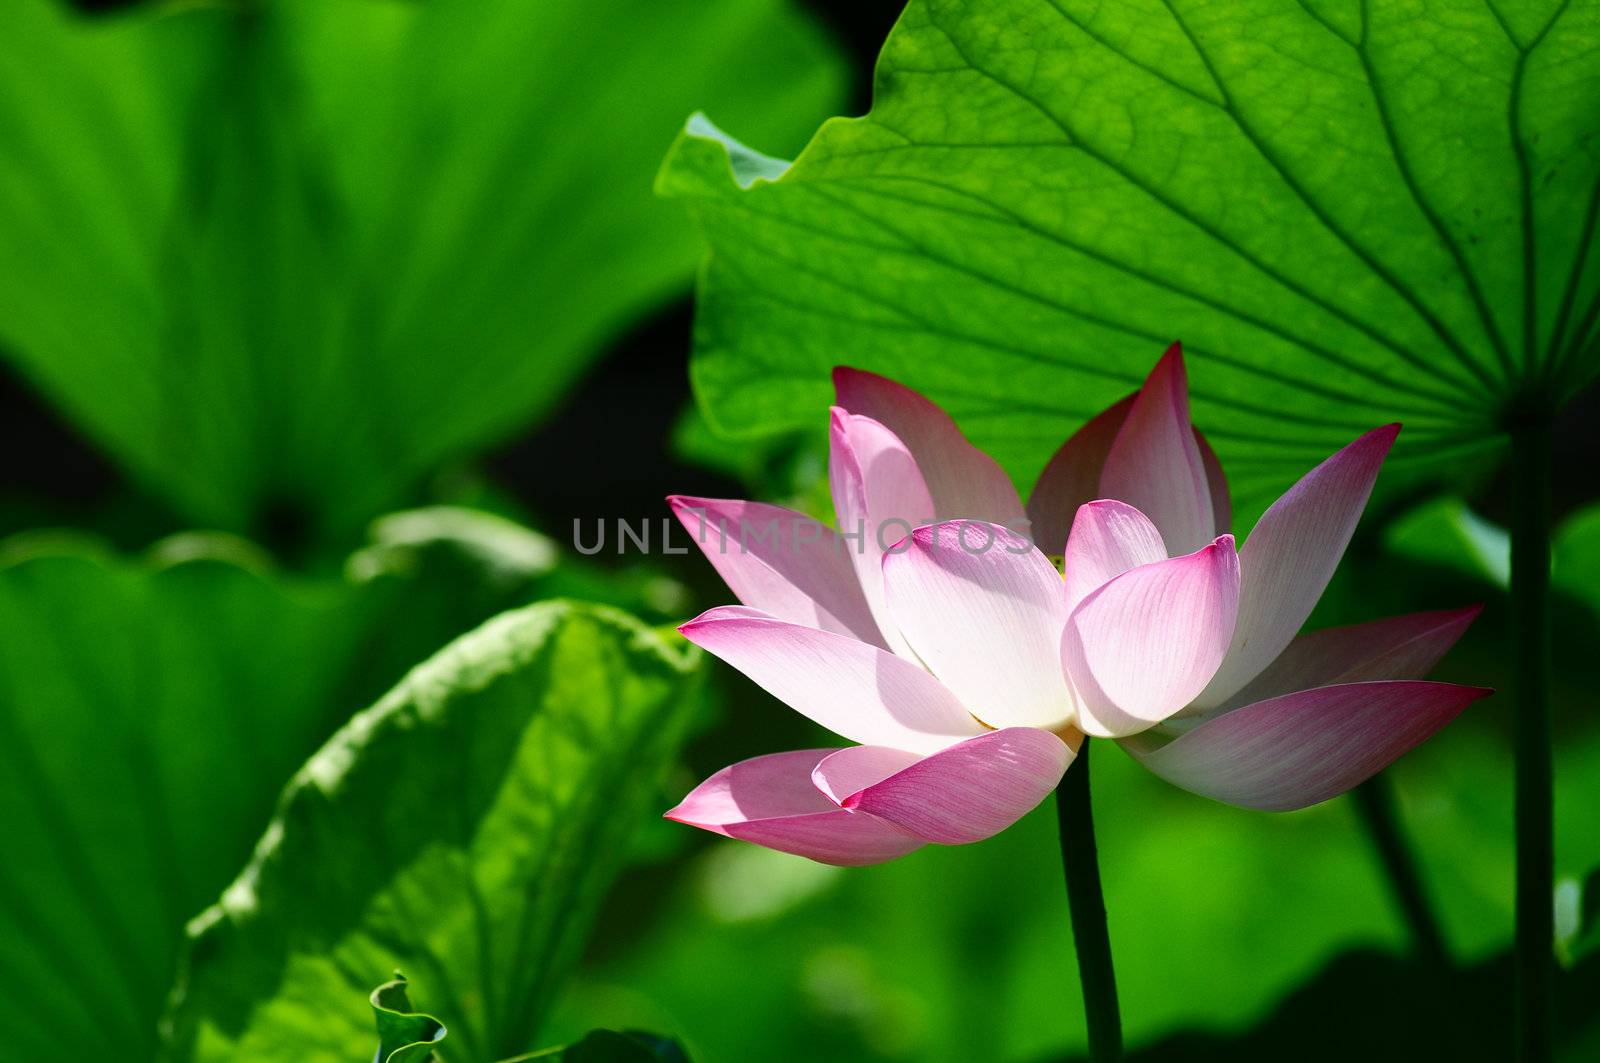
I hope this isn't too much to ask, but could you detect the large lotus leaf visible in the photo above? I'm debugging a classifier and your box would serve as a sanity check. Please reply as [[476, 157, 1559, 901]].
[[162, 601, 703, 1063], [661, 0, 1600, 525], [0, 0, 844, 542]]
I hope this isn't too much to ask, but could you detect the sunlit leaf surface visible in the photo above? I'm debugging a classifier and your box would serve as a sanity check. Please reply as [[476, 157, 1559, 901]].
[[164, 602, 703, 1063], [663, 0, 1600, 526]]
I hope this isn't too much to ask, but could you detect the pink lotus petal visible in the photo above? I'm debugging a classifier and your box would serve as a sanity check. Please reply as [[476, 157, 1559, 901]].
[[1062, 499, 1168, 616], [1028, 389, 1229, 555], [1026, 394, 1134, 557], [882, 521, 1074, 730], [833, 367, 1027, 532], [828, 409, 937, 657], [810, 745, 923, 804], [1195, 428, 1232, 535], [678, 606, 986, 753], [1098, 344, 1215, 556], [1221, 606, 1482, 710], [1194, 424, 1401, 709], [818, 729, 1078, 844], [668, 748, 839, 826], [666, 749, 924, 865], [1063, 536, 1241, 737], [669, 496, 884, 647], [1126, 681, 1490, 811]]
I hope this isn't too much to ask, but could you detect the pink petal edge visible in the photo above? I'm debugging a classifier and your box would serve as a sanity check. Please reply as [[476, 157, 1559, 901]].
[[828, 408, 936, 657], [1127, 680, 1490, 811], [1062, 499, 1168, 617], [1097, 344, 1216, 556], [668, 495, 884, 647], [1026, 393, 1135, 557], [1063, 535, 1241, 737], [1028, 383, 1229, 557], [678, 606, 985, 753], [666, 749, 924, 866], [1194, 423, 1401, 709], [818, 728, 1078, 844], [1219, 605, 1482, 710], [881, 521, 1074, 730], [833, 367, 1027, 532]]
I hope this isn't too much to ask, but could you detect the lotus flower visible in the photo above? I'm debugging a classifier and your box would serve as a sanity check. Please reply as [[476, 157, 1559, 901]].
[[666, 345, 1488, 865]]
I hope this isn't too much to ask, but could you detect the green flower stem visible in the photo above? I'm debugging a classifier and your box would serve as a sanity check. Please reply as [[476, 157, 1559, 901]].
[[1351, 774, 1450, 968], [1510, 415, 1554, 1063], [1057, 741, 1123, 1062]]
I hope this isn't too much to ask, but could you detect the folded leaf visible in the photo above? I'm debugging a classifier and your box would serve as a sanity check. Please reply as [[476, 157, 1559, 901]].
[[1557, 867, 1600, 969], [370, 974, 446, 1063], [162, 602, 704, 1063], [1384, 496, 1511, 589]]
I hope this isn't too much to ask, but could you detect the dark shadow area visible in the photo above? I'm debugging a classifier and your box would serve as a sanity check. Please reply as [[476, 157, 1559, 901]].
[[1049, 947, 1600, 1063]]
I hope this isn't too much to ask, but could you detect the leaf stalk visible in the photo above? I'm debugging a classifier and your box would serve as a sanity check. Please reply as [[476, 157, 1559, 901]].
[[1351, 774, 1451, 969], [1510, 414, 1553, 1063]]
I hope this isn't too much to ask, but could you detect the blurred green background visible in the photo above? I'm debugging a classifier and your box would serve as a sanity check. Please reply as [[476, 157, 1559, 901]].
[[2, 1, 1598, 1061]]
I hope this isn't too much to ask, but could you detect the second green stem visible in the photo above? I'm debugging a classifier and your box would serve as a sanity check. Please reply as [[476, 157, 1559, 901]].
[[1511, 416, 1554, 1063]]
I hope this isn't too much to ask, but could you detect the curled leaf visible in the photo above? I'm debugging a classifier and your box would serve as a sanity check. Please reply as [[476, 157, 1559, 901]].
[[370, 974, 447, 1063]]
